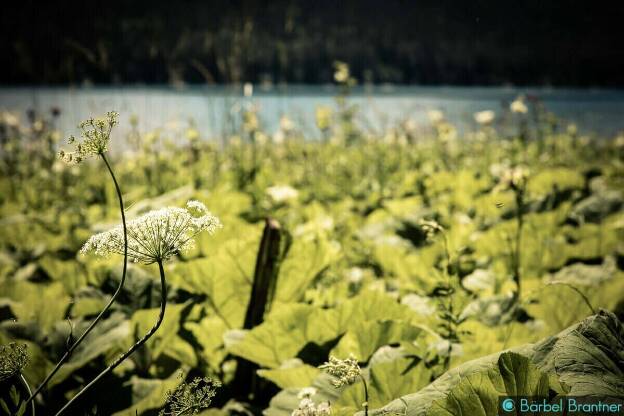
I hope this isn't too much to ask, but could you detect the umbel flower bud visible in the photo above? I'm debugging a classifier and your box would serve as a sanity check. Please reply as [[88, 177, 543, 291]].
[[0, 343, 29, 382], [59, 111, 119, 164], [319, 355, 361, 388]]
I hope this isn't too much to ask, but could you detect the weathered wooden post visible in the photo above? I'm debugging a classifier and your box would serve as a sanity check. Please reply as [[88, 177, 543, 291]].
[[232, 217, 284, 402]]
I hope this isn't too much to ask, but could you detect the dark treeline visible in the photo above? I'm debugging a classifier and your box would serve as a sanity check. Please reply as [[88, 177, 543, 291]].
[[1, 0, 623, 86]]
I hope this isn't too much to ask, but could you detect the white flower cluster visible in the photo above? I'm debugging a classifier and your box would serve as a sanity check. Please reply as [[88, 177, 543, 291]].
[[266, 185, 299, 204], [498, 166, 529, 191], [59, 111, 119, 163], [81, 200, 222, 264], [474, 110, 495, 125], [291, 388, 331, 416], [319, 355, 361, 388], [510, 95, 528, 114]]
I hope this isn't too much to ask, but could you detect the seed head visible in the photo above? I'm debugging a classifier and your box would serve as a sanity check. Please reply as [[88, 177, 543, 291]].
[[81, 200, 222, 264], [59, 111, 119, 163], [159, 374, 221, 416], [0, 343, 29, 381]]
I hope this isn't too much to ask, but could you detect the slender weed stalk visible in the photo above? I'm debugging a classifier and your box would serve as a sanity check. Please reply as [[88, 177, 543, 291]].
[[499, 167, 528, 302], [26, 112, 129, 409], [419, 219, 462, 373]]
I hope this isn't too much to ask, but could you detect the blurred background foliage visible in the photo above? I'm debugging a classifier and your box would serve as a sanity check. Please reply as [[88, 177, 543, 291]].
[[1, 0, 623, 86]]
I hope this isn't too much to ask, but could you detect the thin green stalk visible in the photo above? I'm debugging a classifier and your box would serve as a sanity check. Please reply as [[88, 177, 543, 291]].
[[359, 374, 369, 416], [512, 189, 524, 301], [55, 260, 168, 416], [545, 282, 596, 315], [25, 153, 128, 407], [19, 374, 35, 416]]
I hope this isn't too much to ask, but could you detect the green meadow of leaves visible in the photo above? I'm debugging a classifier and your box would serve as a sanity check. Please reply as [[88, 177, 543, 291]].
[[0, 98, 623, 415]]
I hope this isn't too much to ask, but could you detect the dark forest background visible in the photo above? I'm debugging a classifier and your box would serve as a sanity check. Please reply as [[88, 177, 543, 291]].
[[2, 0, 623, 86]]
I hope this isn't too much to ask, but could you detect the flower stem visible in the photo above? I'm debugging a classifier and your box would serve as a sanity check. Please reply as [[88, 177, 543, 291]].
[[359, 374, 369, 416], [513, 188, 524, 302], [25, 153, 128, 408], [19, 374, 35, 416], [54, 260, 168, 416]]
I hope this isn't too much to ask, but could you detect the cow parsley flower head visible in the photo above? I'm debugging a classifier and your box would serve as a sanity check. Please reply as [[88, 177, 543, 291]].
[[81, 200, 222, 264], [292, 398, 331, 416], [59, 111, 119, 164], [319, 355, 361, 388], [159, 374, 221, 416]]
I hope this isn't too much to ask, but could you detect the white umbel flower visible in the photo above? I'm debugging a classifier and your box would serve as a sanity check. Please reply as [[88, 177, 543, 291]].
[[319, 355, 361, 388], [292, 398, 331, 416], [81, 200, 222, 264]]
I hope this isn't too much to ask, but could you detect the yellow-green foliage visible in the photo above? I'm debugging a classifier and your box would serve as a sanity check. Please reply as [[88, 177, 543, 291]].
[[0, 108, 622, 415]]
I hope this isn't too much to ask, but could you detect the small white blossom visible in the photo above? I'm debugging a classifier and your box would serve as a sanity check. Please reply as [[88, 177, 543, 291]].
[[474, 110, 495, 125], [266, 185, 299, 204], [243, 82, 253, 97], [427, 109, 444, 124], [297, 387, 318, 399], [292, 398, 331, 416], [319, 355, 361, 388], [186, 200, 208, 213], [280, 115, 295, 132], [346, 267, 365, 284], [498, 166, 529, 190], [333, 62, 350, 83], [81, 200, 222, 264], [419, 218, 445, 241], [510, 96, 528, 114]]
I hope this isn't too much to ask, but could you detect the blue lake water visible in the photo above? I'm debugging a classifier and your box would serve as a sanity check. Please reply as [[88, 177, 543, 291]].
[[1, 85, 623, 143]]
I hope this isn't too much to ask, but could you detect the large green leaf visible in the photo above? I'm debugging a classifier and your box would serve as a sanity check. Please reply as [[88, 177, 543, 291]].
[[167, 227, 260, 329], [111, 370, 184, 416], [427, 353, 554, 416], [126, 302, 196, 368], [275, 234, 341, 302], [366, 310, 623, 416], [331, 320, 425, 362], [0, 280, 69, 332], [227, 291, 416, 368], [257, 360, 320, 389], [51, 312, 130, 387]]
